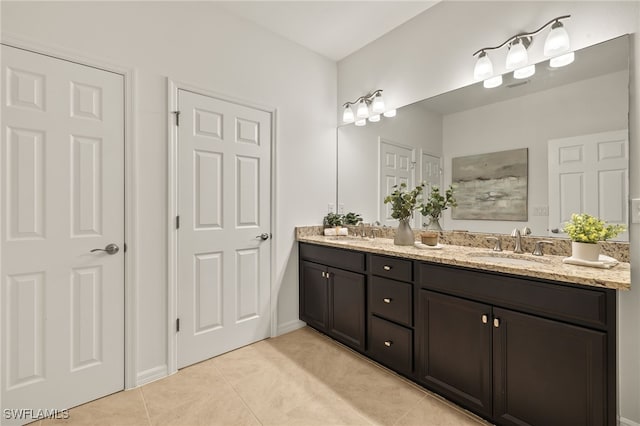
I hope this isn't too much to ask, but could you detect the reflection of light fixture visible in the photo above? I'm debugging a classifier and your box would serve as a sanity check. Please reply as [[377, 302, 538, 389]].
[[514, 64, 535, 79], [483, 75, 503, 89], [550, 51, 575, 68], [342, 89, 396, 125], [472, 15, 572, 88]]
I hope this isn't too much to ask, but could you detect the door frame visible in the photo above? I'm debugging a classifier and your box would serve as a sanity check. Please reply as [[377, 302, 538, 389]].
[[166, 79, 277, 375], [0, 33, 139, 392]]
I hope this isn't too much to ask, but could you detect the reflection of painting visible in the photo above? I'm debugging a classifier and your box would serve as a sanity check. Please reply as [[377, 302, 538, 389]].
[[451, 148, 528, 221]]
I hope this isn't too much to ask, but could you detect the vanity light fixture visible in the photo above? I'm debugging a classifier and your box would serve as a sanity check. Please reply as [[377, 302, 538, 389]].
[[472, 15, 572, 88], [342, 89, 396, 125]]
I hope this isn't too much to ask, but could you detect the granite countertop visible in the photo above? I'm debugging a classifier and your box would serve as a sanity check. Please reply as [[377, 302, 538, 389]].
[[297, 234, 631, 291]]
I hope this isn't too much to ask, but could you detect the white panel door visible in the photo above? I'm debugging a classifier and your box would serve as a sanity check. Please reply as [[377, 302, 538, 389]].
[[379, 139, 415, 227], [420, 153, 441, 227], [1, 46, 124, 424], [548, 130, 628, 240], [177, 90, 271, 369]]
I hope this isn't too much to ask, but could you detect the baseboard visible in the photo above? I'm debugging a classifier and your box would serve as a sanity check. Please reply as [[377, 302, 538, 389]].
[[136, 365, 168, 387], [277, 319, 306, 336], [620, 416, 640, 426]]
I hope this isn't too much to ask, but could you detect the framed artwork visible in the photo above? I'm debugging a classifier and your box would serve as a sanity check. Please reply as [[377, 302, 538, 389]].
[[451, 148, 528, 221]]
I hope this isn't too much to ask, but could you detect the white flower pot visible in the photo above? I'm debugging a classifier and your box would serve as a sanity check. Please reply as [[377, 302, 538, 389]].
[[571, 241, 600, 262]]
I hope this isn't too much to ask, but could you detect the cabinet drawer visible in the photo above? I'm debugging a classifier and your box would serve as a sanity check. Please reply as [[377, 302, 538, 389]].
[[419, 262, 610, 330], [299, 243, 365, 273], [370, 277, 412, 326], [371, 255, 413, 282], [370, 316, 413, 375]]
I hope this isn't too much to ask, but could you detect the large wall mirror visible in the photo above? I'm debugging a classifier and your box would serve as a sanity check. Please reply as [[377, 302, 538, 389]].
[[337, 35, 630, 240]]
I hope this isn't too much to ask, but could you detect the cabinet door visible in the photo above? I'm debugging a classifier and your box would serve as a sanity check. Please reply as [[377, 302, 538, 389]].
[[418, 290, 492, 417], [493, 308, 606, 426], [328, 267, 365, 351], [300, 261, 329, 331]]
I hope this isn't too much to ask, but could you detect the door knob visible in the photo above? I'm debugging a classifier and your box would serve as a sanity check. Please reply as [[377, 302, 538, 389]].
[[90, 243, 120, 255], [256, 233, 270, 241]]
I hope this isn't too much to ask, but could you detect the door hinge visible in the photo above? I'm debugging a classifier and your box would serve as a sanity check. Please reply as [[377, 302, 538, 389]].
[[173, 110, 181, 126], [176, 215, 180, 229], [176, 318, 180, 332]]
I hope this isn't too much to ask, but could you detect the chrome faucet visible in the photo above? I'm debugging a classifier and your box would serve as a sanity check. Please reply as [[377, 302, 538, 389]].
[[486, 236, 502, 252], [511, 228, 524, 253]]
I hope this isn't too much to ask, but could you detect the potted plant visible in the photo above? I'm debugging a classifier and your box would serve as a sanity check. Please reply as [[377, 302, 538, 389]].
[[343, 212, 363, 226], [419, 185, 457, 231], [563, 213, 625, 261], [384, 183, 423, 245], [323, 212, 344, 235]]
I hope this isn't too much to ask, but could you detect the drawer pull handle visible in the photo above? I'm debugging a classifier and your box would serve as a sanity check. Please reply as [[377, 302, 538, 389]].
[[383, 298, 392, 304], [383, 265, 392, 271], [384, 340, 393, 347], [493, 318, 500, 328], [321, 272, 325, 278], [481, 314, 488, 324]]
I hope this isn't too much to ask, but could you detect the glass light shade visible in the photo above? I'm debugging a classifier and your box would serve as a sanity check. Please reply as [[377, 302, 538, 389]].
[[473, 52, 493, 81], [383, 109, 397, 118], [550, 51, 575, 68], [483, 75, 503, 89], [513, 64, 535, 79], [371, 93, 385, 113], [342, 105, 354, 123], [356, 100, 369, 118], [368, 114, 380, 123], [506, 39, 528, 70], [544, 22, 570, 57], [355, 119, 366, 127]]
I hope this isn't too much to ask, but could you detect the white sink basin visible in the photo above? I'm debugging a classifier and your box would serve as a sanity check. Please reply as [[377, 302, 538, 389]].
[[467, 253, 550, 267]]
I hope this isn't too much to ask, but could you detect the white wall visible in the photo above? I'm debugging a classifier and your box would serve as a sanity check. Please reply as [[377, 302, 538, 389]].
[[338, 1, 640, 423], [338, 104, 442, 223], [1, 1, 337, 385], [442, 70, 628, 235]]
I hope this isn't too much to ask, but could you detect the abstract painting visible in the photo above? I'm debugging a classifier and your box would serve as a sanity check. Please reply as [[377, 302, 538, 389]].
[[451, 148, 528, 221]]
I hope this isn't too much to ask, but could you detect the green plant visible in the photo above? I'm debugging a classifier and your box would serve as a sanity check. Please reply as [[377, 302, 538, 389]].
[[323, 212, 344, 228], [343, 212, 363, 226], [563, 213, 626, 243], [383, 183, 424, 221], [419, 185, 457, 222]]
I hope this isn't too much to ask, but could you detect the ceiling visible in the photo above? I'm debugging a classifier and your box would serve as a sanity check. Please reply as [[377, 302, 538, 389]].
[[215, 1, 440, 61]]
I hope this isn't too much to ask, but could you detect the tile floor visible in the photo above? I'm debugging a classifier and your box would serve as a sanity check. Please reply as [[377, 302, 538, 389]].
[[35, 327, 490, 426]]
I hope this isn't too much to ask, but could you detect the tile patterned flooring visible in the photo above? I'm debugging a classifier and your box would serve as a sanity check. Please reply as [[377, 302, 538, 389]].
[[36, 327, 490, 426]]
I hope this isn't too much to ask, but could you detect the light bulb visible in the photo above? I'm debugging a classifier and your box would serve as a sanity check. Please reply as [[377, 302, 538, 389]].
[[383, 109, 396, 118], [368, 114, 380, 122], [544, 21, 570, 57], [474, 51, 493, 81], [371, 92, 385, 113], [483, 75, 502, 89], [513, 64, 535, 79], [506, 39, 528, 70], [355, 119, 366, 127], [550, 51, 575, 68], [356, 99, 368, 118], [342, 105, 354, 123]]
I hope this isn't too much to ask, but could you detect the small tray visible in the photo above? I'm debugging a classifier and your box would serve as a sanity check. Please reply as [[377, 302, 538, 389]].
[[414, 242, 444, 250]]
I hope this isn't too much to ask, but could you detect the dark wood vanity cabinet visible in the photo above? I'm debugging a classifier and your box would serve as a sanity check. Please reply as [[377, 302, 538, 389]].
[[299, 244, 366, 351], [298, 242, 616, 426], [418, 262, 614, 426]]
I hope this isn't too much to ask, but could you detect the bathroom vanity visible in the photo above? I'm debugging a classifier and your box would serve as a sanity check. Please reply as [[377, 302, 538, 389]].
[[297, 233, 629, 426]]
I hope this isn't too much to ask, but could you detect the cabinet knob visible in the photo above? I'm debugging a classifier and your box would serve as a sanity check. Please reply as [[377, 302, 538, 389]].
[[384, 340, 393, 347], [383, 298, 392, 304], [493, 318, 500, 328], [383, 265, 392, 271], [481, 314, 488, 324]]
